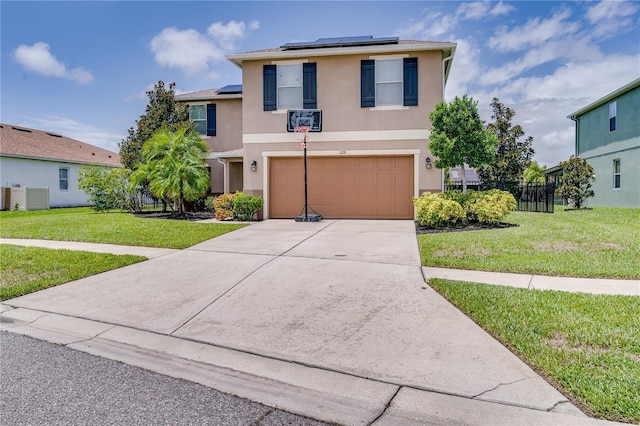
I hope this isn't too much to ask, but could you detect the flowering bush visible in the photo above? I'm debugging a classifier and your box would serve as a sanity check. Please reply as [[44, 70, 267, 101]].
[[413, 192, 466, 228], [212, 193, 234, 220], [466, 189, 516, 224]]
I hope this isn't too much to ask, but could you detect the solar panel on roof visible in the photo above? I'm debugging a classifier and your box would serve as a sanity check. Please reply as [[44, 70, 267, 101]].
[[281, 36, 399, 50], [218, 84, 243, 94]]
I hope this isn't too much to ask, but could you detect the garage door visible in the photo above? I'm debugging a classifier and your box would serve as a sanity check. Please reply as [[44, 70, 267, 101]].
[[269, 156, 414, 219]]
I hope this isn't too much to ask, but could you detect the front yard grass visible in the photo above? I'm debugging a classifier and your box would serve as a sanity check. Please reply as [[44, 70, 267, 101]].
[[0, 208, 245, 249], [417, 207, 640, 279], [1, 245, 146, 301], [429, 279, 640, 423]]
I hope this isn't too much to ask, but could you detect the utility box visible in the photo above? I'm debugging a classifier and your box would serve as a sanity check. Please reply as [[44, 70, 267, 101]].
[[10, 187, 50, 210]]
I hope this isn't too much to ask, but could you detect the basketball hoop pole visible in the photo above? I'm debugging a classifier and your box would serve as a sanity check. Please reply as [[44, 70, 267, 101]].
[[294, 126, 322, 222]]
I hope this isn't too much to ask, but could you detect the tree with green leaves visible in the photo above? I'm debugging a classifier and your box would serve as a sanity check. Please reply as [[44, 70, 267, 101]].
[[119, 81, 193, 170], [428, 95, 498, 193], [129, 127, 210, 216], [555, 156, 595, 209], [78, 166, 131, 211], [478, 98, 535, 184], [523, 161, 546, 183]]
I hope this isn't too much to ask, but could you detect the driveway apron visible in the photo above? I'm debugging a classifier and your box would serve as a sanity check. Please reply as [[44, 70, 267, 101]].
[[3, 219, 577, 419]]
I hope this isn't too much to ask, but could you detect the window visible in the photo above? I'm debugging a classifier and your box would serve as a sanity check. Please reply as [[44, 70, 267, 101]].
[[189, 104, 216, 136], [609, 101, 616, 132], [375, 59, 403, 106], [263, 63, 316, 111], [277, 64, 303, 110], [613, 159, 621, 189], [59, 167, 69, 191], [361, 57, 418, 108]]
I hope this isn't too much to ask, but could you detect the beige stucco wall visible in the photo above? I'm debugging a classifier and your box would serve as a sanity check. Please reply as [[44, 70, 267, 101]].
[[183, 98, 243, 193], [240, 49, 444, 203]]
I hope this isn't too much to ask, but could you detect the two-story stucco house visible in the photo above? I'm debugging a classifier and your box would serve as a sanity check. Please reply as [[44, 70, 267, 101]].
[[178, 36, 456, 219], [567, 78, 640, 208]]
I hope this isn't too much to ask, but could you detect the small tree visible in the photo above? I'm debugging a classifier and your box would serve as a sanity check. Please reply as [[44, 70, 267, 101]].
[[129, 127, 210, 216], [523, 161, 546, 183], [555, 156, 595, 209], [428, 95, 498, 193], [119, 81, 193, 170], [478, 98, 535, 184], [78, 166, 131, 211]]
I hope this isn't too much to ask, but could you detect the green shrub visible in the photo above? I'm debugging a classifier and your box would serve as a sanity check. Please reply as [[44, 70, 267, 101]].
[[213, 193, 234, 220], [466, 189, 516, 224], [232, 191, 264, 221], [78, 166, 131, 212], [413, 192, 466, 228]]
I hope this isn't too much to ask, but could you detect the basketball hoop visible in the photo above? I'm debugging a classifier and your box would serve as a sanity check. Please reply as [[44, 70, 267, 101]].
[[294, 125, 310, 148]]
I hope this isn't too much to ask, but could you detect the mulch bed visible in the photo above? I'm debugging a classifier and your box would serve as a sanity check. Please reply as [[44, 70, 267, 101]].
[[415, 221, 518, 234], [134, 211, 216, 221]]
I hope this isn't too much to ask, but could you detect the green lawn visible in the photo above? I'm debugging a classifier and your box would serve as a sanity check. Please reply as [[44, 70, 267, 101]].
[[417, 207, 640, 279], [429, 279, 640, 423], [0, 208, 246, 249], [1, 245, 146, 301]]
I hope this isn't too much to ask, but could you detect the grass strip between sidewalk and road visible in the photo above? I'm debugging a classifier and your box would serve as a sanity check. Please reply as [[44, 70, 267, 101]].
[[1, 245, 146, 301], [0, 208, 246, 249], [428, 279, 640, 424], [417, 207, 640, 279]]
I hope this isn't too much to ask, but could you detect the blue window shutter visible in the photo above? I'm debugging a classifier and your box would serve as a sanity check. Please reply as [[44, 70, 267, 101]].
[[206, 104, 216, 136], [361, 60, 375, 107], [263, 65, 277, 111], [403, 58, 418, 106], [303, 63, 317, 109]]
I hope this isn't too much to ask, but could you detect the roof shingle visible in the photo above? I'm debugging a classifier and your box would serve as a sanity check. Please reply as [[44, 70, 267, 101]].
[[0, 123, 121, 166]]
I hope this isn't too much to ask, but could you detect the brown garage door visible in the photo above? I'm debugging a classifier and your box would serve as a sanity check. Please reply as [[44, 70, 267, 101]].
[[269, 156, 414, 219]]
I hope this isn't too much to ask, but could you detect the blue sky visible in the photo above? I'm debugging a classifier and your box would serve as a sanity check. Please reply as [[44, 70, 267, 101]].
[[2, 1, 639, 167]]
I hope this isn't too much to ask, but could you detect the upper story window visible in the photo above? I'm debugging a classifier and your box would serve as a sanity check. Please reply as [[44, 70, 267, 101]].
[[189, 104, 216, 136], [59, 167, 69, 191], [375, 59, 403, 106], [263, 63, 316, 111], [277, 64, 303, 110], [361, 57, 418, 108], [613, 159, 621, 189], [609, 101, 616, 132]]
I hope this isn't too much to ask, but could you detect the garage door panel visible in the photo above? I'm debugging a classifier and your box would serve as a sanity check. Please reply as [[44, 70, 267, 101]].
[[270, 156, 414, 219]]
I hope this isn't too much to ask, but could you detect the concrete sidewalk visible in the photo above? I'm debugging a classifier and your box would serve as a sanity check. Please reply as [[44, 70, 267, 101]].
[[0, 221, 628, 425], [0, 238, 178, 259]]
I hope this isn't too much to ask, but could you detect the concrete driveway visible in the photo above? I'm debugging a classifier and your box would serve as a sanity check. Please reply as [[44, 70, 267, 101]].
[[2, 220, 608, 425]]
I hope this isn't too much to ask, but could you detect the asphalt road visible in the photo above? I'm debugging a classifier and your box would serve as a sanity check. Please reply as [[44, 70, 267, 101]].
[[0, 332, 332, 426]]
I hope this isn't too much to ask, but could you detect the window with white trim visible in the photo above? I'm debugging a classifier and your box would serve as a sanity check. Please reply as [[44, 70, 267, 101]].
[[59, 167, 69, 191], [189, 105, 207, 135], [375, 59, 403, 106], [277, 64, 303, 110], [613, 159, 621, 189], [609, 101, 616, 132]]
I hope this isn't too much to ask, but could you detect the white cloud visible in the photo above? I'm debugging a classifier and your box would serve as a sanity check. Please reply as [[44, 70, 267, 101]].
[[150, 20, 259, 75], [14, 42, 93, 84], [20, 115, 124, 153], [457, 1, 514, 20], [480, 38, 604, 85], [586, 0, 639, 38], [487, 9, 579, 53], [445, 38, 481, 98]]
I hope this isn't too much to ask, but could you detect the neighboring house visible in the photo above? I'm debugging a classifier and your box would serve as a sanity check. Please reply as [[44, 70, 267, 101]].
[[178, 35, 456, 219], [0, 123, 121, 209], [567, 78, 640, 208]]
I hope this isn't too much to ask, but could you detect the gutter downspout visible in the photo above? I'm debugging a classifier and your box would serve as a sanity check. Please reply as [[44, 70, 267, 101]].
[[441, 52, 454, 101], [569, 116, 579, 156], [217, 158, 228, 193], [439, 52, 454, 192]]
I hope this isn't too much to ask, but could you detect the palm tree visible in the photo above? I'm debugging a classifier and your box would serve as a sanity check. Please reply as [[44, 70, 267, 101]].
[[523, 161, 546, 183], [129, 127, 210, 215]]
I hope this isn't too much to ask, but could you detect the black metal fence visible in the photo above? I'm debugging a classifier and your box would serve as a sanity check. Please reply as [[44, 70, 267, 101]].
[[443, 181, 555, 213]]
